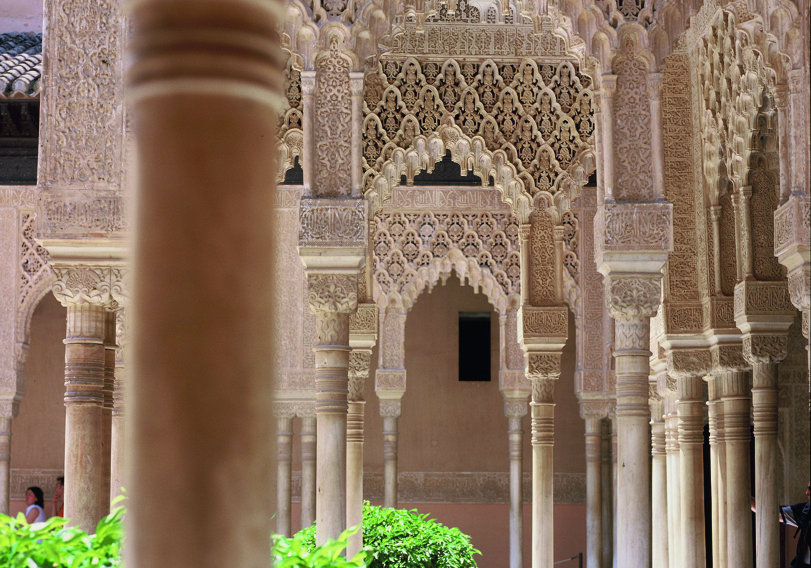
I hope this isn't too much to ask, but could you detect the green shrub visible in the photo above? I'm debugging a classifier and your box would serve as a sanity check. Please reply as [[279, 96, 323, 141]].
[[0, 502, 124, 568], [295, 504, 480, 568], [273, 526, 368, 568]]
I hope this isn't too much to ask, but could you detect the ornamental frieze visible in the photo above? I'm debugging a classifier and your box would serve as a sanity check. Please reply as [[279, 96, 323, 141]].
[[298, 197, 367, 248], [595, 202, 673, 252], [38, 194, 128, 235], [734, 280, 795, 318], [389, 187, 510, 210], [522, 306, 568, 337], [375, 369, 407, 392]]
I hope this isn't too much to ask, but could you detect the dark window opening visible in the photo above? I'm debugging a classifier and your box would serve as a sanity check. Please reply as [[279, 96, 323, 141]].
[[458, 311, 491, 381], [0, 100, 39, 185], [283, 155, 304, 185], [402, 150, 490, 186]]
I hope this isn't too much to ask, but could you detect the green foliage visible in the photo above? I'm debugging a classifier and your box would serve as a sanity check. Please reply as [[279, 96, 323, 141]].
[[0, 499, 124, 568], [295, 504, 480, 568], [273, 526, 368, 568]]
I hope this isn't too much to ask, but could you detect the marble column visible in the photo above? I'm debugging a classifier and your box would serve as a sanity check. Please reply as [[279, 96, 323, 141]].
[[126, 0, 281, 564], [601, 418, 613, 568], [706, 374, 727, 568], [0, 408, 10, 516], [746, 339, 787, 568], [51, 282, 108, 533], [505, 396, 528, 568], [664, 389, 681, 568], [581, 403, 608, 568], [346, 345, 372, 557], [381, 405, 401, 509], [100, 310, 116, 515], [604, 275, 661, 568], [677, 374, 706, 568], [300, 411, 317, 529], [308, 279, 356, 545], [531, 375, 557, 568], [110, 309, 126, 504], [650, 389, 668, 568], [722, 370, 752, 568], [274, 407, 295, 537]]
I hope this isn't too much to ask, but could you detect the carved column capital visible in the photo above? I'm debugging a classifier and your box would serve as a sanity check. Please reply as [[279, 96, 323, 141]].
[[504, 397, 529, 418], [379, 399, 402, 418], [742, 335, 788, 366], [300, 71, 316, 96], [710, 344, 748, 373], [527, 352, 562, 381], [665, 348, 712, 380], [579, 400, 611, 420], [272, 402, 298, 420], [348, 349, 372, 402], [531, 377, 556, 404], [52, 265, 127, 308], [604, 274, 661, 322], [600, 74, 617, 99], [306, 274, 359, 314], [647, 72, 663, 100], [349, 72, 365, 96]]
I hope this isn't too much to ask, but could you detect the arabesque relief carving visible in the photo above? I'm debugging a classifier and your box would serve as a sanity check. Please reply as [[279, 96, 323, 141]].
[[299, 198, 367, 247], [523, 306, 567, 336], [51, 265, 127, 307], [373, 210, 521, 311], [363, 56, 594, 197]]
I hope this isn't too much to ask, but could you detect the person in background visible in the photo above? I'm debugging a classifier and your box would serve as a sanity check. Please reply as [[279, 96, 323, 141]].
[[52, 476, 64, 518], [781, 481, 811, 568], [24, 486, 46, 524]]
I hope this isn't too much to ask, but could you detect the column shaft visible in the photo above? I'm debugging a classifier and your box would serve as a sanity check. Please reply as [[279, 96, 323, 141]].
[[346, 400, 365, 557], [64, 301, 106, 532], [110, 310, 126, 505], [531, 379, 554, 568], [613, 342, 651, 568], [752, 362, 779, 568], [585, 417, 602, 568], [100, 310, 116, 515], [677, 376, 706, 568], [314, 312, 350, 545], [276, 415, 294, 537], [601, 419, 613, 568], [508, 412, 525, 568], [126, 2, 280, 564], [383, 415, 399, 509], [651, 409, 668, 568], [664, 393, 681, 568], [723, 370, 752, 568], [706, 376, 727, 568], [0, 416, 10, 516], [300, 414, 317, 529]]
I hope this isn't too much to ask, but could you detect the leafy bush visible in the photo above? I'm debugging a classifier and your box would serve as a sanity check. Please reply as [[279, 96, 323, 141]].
[[296, 504, 480, 568], [273, 526, 368, 568], [0, 503, 124, 568]]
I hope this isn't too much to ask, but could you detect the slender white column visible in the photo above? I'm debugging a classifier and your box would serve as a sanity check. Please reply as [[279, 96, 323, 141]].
[[58, 299, 107, 532], [126, 2, 280, 563], [750, 358, 782, 568], [648, 73, 665, 201], [346, 400, 365, 554], [275, 411, 294, 537], [110, 309, 126, 504], [706, 375, 727, 568], [505, 397, 528, 568], [723, 370, 753, 568], [0, 413, 10, 516], [531, 377, 556, 568], [650, 392, 668, 568], [101, 310, 116, 515], [313, 307, 351, 544], [582, 408, 605, 568], [601, 418, 613, 568], [599, 77, 616, 201], [664, 391, 681, 568], [300, 412, 317, 529], [382, 409, 400, 509], [677, 375, 706, 568]]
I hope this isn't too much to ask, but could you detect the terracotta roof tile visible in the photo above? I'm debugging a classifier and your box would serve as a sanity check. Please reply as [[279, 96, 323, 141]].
[[0, 33, 42, 99]]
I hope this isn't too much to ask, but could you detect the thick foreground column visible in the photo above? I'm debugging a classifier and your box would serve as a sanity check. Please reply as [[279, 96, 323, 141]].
[[723, 370, 753, 568], [301, 412, 317, 529], [677, 374, 706, 568], [126, 1, 281, 564]]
